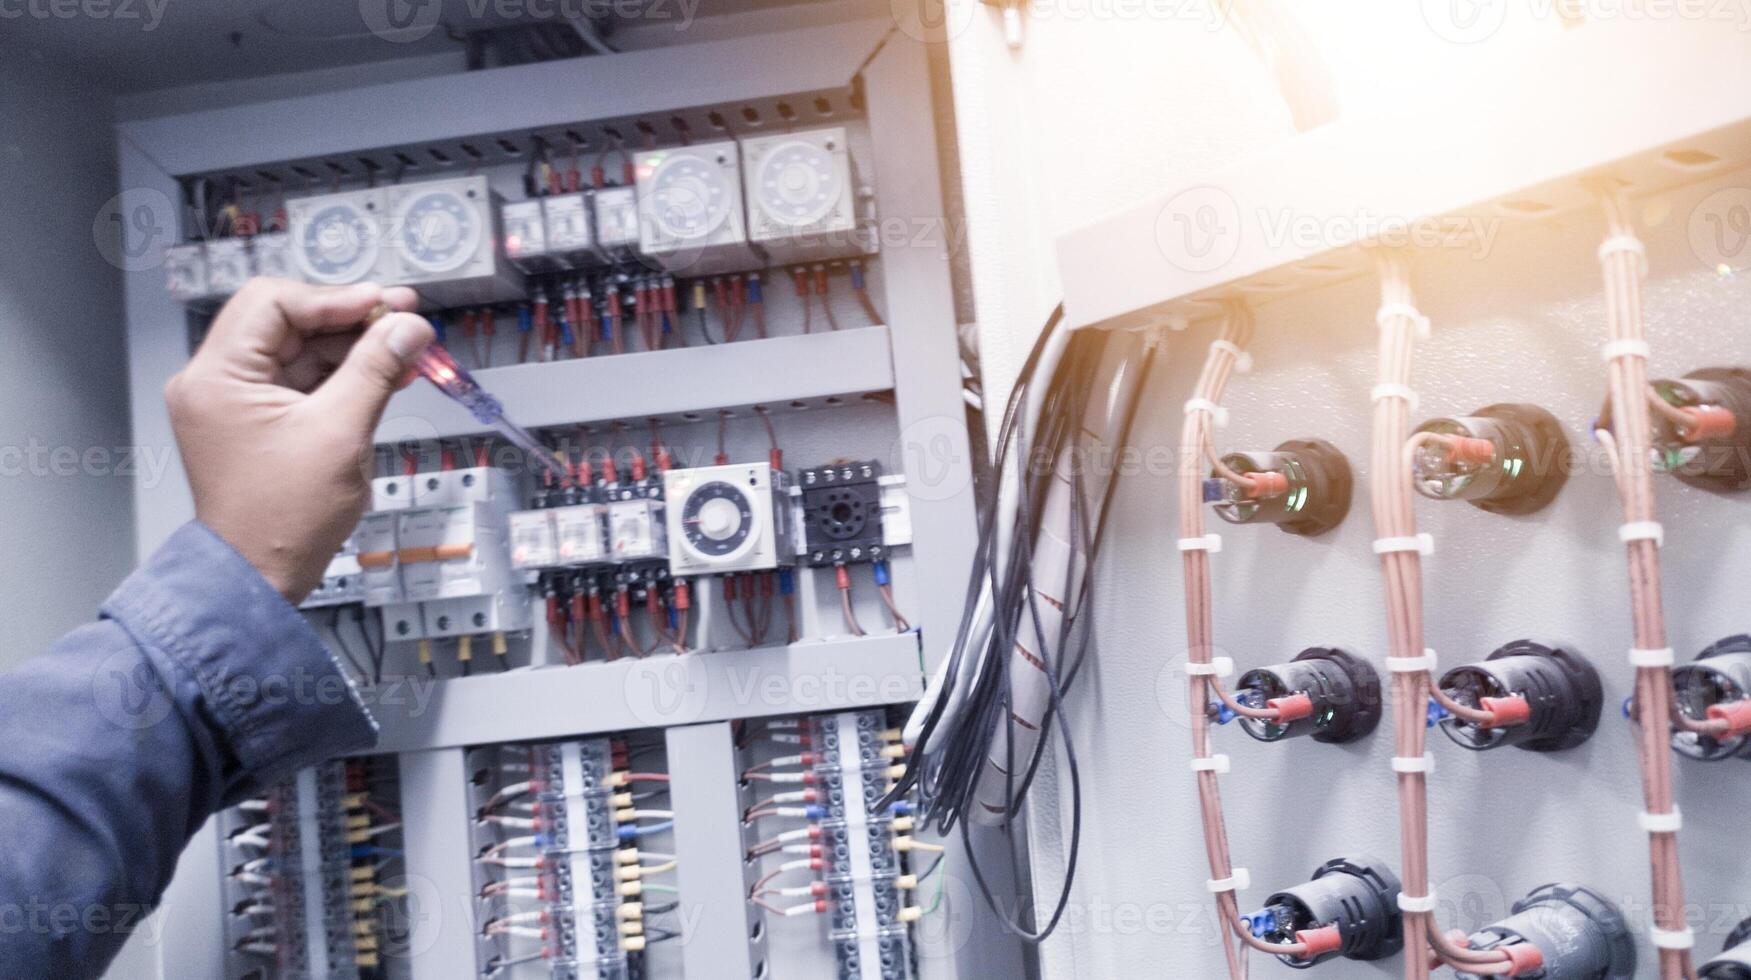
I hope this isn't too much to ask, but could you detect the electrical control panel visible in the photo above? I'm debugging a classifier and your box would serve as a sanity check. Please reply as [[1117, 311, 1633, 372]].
[[742, 126, 866, 264], [135, 24, 971, 980], [663, 462, 792, 575], [634, 140, 758, 276], [288, 187, 391, 286]]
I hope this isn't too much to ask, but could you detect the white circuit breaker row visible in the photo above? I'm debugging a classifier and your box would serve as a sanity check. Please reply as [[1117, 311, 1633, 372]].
[[168, 125, 869, 309], [507, 126, 869, 276], [303, 465, 534, 643], [169, 173, 525, 310]]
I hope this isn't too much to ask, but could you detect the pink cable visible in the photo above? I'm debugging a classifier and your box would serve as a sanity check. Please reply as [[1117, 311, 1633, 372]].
[[1592, 188, 1696, 980]]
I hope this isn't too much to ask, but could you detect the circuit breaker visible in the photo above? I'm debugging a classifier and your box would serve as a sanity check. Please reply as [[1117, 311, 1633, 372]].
[[634, 140, 758, 275], [591, 185, 640, 261]]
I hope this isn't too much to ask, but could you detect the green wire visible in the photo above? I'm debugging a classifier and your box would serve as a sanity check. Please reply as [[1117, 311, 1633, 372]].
[[922, 856, 947, 915]]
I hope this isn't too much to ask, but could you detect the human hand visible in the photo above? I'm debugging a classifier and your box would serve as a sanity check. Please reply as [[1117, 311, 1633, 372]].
[[165, 278, 434, 602]]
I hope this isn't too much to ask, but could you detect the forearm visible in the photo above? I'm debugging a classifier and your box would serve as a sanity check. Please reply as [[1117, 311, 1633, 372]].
[[0, 522, 377, 978]]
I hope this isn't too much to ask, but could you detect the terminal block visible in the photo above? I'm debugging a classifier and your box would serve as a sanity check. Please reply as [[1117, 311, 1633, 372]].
[[1435, 640, 1603, 752], [1246, 856, 1403, 969], [1671, 634, 1751, 761], [469, 737, 660, 980], [221, 759, 405, 980], [1231, 648, 1381, 745], [1703, 916, 1751, 979], [1451, 884, 1635, 980], [1410, 403, 1568, 515], [1205, 437, 1353, 537], [1647, 367, 1751, 492], [800, 460, 888, 566]]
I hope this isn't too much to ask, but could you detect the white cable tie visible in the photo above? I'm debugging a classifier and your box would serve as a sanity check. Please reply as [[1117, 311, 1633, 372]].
[[1183, 398, 1229, 428], [1387, 649, 1438, 673], [1598, 235, 1649, 276], [1178, 534, 1223, 554], [1638, 807, 1682, 834], [1210, 339, 1253, 374], [1396, 891, 1439, 914], [1207, 869, 1250, 894], [1185, 657, 1235, 678], [1391, 754, 1436, 774], [1649, 925, 1696, 951], [1373, 534, 1435, 557], [1370, 383, 1420, 412], [1618, 521, 1664, 547], [1629, 647, 1676, 669], [1189, 755, 1231, 774], [1602, 339, 1651, 362], [1376, 303, 1432, 340]]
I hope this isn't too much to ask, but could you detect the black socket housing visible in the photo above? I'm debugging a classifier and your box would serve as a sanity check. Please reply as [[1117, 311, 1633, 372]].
[[1452, 883, 1635, 980], [1261, 855, 1403, 969], [1209, 438, 1353, 537], [1469, 403, 1570, 515], [799, 460, 886, 567], [1437, 640, 1603, 752], [1701, 917, 1751, 979], [1235, 648, 1382, 745], [1670, 634, 1751, 762], [1650, 367, 1751, 493]]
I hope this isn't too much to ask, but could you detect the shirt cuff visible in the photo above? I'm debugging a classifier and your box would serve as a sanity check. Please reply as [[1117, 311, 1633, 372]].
[[102, 522, 378, 781]]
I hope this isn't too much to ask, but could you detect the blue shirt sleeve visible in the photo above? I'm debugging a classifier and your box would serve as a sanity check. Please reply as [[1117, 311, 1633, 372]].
[[0, 521, 378, 979]]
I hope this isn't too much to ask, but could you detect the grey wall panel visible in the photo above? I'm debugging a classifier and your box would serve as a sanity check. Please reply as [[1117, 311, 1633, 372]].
[[0, 49, 136, 661]]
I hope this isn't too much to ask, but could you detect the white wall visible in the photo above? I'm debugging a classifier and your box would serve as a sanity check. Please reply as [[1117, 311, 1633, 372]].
[[0, 45, 135, 663]]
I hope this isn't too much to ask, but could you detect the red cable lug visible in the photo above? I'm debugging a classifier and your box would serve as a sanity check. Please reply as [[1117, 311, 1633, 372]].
[[1680, 405, 1737, 441], [631, 454, 648, 482], [616, 590, 631, 618], [1449, 436, 1497, 467], [674, 580, 692, 611], [770, 448, 783, 471], [834, 566, 852, 591], [591, 165, 606, 189], [1707, 698, 1751, 737], [810, 881, 828, 897], [1266, 693, 1316, 723], [1500, 943, 1545, 976], [812, 899, 828, 915], [791, 267, 809, 296], [1245, 470, 1290, 499], [1481, 695, 1533, 727], [1294, 925, 1343, 959], [812, 265, 829, 295]]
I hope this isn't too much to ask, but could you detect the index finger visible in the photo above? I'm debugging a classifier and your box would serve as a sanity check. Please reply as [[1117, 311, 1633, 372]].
[[198, 279, 422, 380]]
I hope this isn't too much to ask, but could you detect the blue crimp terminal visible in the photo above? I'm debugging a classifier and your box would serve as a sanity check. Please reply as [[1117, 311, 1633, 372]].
[[873, 561, 891, 587], [1209, 700, 1237, 725], [1427, 700, 1452, 729]]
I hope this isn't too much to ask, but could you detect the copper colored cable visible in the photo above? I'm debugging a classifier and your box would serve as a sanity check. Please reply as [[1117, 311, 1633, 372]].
[[1592, 188, 1696, 980]]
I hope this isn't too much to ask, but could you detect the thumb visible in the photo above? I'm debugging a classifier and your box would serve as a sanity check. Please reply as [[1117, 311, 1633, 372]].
[[312, 312, 435, 435]]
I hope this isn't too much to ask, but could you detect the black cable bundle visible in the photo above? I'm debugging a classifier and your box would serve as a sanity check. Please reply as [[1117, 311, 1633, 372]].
[[885, 306, 1158, 943]]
